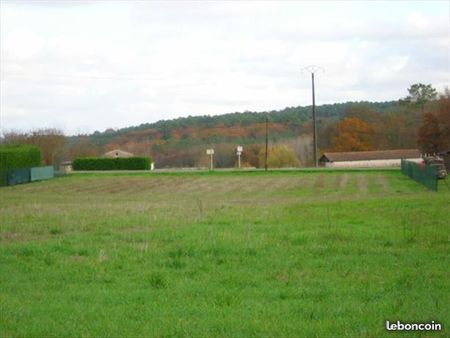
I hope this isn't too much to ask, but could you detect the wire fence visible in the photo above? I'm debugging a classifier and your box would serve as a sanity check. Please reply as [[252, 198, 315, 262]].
[[401, 159, 438, 191]]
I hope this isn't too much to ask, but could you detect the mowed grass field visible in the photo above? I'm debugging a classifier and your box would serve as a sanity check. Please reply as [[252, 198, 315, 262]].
[[0, 170, 448, 337]]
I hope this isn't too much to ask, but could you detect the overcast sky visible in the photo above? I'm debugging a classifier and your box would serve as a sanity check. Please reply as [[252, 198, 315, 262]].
[[0, 0, 448, 135]]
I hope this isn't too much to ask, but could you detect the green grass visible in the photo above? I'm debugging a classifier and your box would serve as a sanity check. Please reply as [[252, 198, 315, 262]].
[[0, 170, 448, 337]]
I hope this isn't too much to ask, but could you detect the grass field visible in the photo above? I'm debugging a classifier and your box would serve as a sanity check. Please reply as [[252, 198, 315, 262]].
[[0, 170, 448, 337]]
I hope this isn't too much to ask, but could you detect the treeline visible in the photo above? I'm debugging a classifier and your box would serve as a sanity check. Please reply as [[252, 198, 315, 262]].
[[74, 100, 405, 168], [80, 100, 401, 147], [317, 85, 450, 154], [2, 84, 449, 168]]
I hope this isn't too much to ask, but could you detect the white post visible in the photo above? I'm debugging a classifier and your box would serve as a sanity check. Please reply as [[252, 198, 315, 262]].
[[206, 149, 214, 170], [236, 145, 243, 169]]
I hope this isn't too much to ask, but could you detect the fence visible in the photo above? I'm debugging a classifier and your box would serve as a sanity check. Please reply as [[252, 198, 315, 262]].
[[0, 166, 54, 187], [401, 159, 437, 191], [31, 166, 54, 182]]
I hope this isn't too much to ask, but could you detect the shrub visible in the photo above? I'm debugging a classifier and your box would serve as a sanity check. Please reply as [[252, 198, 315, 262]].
[[0, 144, 41, 170], [72, 157, 152, 170], [0, 144, 41, 186], [258, 144, 300, 168]]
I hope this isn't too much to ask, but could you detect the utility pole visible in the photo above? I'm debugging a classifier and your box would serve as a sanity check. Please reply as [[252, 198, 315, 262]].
[[311, 72, 317, 167], [265, 117, 269, 171], [302, 65, 323, 168]]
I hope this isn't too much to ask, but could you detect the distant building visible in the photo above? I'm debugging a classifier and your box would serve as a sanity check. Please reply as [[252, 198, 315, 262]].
[[319, 149, 422, 168], [103, 149, 134, 158], [59, 161, 73, 173]]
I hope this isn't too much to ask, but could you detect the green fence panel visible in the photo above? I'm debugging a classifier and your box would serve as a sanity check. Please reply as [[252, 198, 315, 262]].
[[6, 168, 31, 186], [0, 166, 55, 187], [30, 166, 54, 181], [401, 159, 437, 191]]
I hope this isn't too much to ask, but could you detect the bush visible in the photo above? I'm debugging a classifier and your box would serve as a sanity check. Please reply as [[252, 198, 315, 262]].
[[0, 144, 41, 186], [258, 144, 300, 168], [72, 157, 152, 170], [0, 144, 41, 170]]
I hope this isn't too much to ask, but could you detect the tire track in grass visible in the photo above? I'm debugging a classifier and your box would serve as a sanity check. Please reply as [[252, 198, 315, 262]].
[[236, 177, 264, 194], [338, 174, 349, 191], [136, 177, 167, 196], [119, 177, 182, 196], [276, 174, 315, 196], [209, 176, 244, 195], [78, 179, 119, 194], [62, 180, 97, 194], [218, 177, 247, 194], [314, 174, 325, 191], [115, 178, 148, 195], [68, 177, 133, 195], [225, 177, 254, 195], [251, 177, 286, 196], [334, 174, 342, 190], [358, 175, 368, 194], [100, 178, 139, 194], [377, 174, 391, 194], [178, 177, 211, 194], [269, 176, 306, 196]]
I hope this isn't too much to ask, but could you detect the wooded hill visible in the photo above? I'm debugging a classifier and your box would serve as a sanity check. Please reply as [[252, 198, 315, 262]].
[[69, 100, 416, 168], [4, 84, 446, 168], [83, 101, 400, 146]]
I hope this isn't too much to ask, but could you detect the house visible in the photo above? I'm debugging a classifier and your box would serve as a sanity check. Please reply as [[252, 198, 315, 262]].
[[103, 149, 134, 158], [319, 149, 422, 168]]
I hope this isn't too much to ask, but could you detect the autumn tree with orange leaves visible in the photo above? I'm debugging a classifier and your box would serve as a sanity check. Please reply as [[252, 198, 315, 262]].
[[331, 117, 375, 151]]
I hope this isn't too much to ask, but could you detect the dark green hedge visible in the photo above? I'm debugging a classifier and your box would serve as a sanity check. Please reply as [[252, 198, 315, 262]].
[[72, 157, 151, 170], [0, 144, 41, 170], [0, 144, 41, 186]]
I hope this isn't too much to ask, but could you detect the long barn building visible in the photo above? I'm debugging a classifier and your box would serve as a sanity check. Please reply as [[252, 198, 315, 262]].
[[319, 149, 422, 168]]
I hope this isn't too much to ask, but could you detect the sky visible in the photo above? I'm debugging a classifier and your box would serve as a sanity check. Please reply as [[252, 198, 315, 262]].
[[0, 0, 449, 135]]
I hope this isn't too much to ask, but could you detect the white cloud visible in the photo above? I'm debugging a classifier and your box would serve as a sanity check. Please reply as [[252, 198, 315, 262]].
[[0, 1, 448, 135]]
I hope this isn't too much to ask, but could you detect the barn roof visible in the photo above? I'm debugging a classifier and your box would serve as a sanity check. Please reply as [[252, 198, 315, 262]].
[[320, 149, 421, 162]]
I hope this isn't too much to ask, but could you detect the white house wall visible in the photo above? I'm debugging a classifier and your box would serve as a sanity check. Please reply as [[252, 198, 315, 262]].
[[325, 158, 423, 168]]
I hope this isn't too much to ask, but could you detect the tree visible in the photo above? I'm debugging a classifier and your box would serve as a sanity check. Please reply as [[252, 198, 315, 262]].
[[27, 129, 66, 166], [417, 88, 450, 153], [402, 83, 437, 114], [331, 117, 375, 151], [418, 112, 442, 153], [258, 144, 300, 168], [68, 137, 102, 159], [241, 144, 263, 168], [2, 128, 66, 166], [436, 88, 450, 149], [287, 136, 312, 167]]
